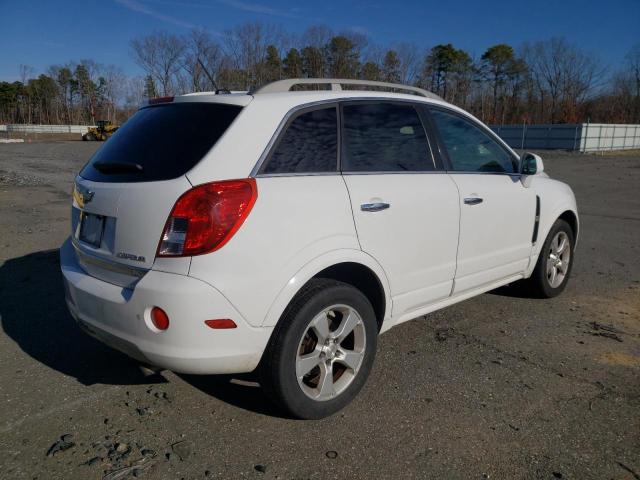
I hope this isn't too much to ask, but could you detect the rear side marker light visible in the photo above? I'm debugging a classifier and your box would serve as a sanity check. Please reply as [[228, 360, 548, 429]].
[[205, 319, 237, 329], [150, 307, 170, 331], [157, 178, 257, 257]]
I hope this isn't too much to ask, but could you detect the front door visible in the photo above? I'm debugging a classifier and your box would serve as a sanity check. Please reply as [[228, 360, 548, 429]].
[[428, 107, 536, 294]]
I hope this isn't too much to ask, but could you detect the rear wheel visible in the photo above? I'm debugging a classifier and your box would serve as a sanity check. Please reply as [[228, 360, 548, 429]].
[[525, 219, 575, 298], [260, 279, 377, 419]]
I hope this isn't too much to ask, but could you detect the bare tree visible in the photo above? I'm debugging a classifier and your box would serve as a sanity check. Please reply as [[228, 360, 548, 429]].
[[131, 31, 186, 96], [223, 22, 269, 88], [302, 25, 333, 49], [624, 43, 640, 122], [182, 29, 222, 92], [523, 38, 603, 123], [395, 42, 420, 85], [102, 66, 126, 123]]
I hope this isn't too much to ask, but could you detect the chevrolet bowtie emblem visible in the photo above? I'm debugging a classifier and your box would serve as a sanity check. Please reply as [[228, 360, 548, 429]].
[[73, 183, 94, 208]]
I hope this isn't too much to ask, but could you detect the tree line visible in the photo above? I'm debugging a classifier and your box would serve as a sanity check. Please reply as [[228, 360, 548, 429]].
[[1, 23, 639, 126]]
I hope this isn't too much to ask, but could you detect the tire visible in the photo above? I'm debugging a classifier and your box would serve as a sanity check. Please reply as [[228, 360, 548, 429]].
[[525, 219, 575, 298], [260, 279, 378, 419]]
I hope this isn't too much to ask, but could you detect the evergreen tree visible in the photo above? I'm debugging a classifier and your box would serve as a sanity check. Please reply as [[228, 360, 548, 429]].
[[283, 48, 302, 78], [143, 75, 157, 99], [382, 50, 401, 83]]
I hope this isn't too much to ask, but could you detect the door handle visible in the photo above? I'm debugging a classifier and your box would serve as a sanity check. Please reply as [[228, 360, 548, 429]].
[[463, 197, 483, 205], [361, 202, 390, 212]]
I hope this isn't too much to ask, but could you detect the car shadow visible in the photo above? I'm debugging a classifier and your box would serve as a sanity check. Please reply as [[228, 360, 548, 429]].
[[0, 249, 287, 416], [488, 281, 544, 299], [0, 249, 166, 386], [179, 373, 289, 418]]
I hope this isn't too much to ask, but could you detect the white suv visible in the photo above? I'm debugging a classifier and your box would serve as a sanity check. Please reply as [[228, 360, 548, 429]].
[[61, 79, 578, 419]]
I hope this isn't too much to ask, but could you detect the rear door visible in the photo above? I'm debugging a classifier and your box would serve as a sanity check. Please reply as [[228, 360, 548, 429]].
[[427, 107, 536, 294], [72, 101, 242, 286], [340, 101, 460, 319]]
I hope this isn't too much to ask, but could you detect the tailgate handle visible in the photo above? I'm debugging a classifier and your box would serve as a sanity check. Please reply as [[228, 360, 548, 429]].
[[361, 202, 390, 212]]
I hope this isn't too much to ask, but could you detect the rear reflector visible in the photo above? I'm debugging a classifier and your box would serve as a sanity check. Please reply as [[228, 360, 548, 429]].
[[150, 307, 170, 330], [148, 96, 174, 105], [204, 319, 237, 329], [157, 178, 257, 257]]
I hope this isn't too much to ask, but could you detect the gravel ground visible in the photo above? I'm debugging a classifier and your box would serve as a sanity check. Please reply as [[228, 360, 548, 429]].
[[0, 142, 638, 480]]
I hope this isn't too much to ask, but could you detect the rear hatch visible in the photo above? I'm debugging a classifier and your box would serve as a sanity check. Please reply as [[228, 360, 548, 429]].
[[71, 101, 243, 287]]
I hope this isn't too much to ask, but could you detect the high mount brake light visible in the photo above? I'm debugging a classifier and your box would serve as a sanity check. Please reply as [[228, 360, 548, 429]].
[[148, 96, 174, 105], [157, 178, 257, 257]]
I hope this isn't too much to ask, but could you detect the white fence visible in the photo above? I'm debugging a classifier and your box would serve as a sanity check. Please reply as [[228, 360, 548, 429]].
[[0, 124, 92, 134], [491, 123, 640, 152], [580, 124, 640, 152]]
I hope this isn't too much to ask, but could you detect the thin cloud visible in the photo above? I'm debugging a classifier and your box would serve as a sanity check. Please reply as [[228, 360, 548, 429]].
[[138, 0, 299, 19], [346, 25, 369, 36], [115, 0, 199, 29], [217, 0, 299, 18]]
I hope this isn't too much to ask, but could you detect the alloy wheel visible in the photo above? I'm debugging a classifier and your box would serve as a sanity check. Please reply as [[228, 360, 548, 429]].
[[295, 304, 366, 401], [546, 231, 571, 288]]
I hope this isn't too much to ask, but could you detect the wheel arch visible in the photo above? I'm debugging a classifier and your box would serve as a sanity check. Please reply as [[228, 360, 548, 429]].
[[527, 203, 579, 277], [260, 249, 392, 331], [558, 209, 579, 242], [312, 262, 386, 331]]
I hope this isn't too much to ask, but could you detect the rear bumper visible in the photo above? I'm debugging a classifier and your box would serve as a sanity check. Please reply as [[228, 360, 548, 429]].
[[60, 238, 272, 374]]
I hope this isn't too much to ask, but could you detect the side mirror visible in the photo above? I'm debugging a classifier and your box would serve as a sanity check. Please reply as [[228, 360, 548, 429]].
[[521, 152, 544, 175]]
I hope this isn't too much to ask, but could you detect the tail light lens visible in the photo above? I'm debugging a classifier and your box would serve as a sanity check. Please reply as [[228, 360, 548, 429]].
[[150, 307, 170, 330], [157, 178, 257, 257]]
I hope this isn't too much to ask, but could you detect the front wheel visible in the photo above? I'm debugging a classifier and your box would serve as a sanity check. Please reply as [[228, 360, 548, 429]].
[[525, 218, 575, 298], [260, 279, 378, 419]]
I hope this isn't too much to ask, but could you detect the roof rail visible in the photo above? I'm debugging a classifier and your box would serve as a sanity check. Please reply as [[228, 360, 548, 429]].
[[255, 78, 442, 100]]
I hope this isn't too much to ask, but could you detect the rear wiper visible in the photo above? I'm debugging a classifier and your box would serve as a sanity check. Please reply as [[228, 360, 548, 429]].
[[93, 161, 143, 174]]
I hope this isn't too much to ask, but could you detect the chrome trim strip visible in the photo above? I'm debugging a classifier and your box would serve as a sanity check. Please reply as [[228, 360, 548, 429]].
[[341, 170, 445, 175], [72, 240, 148, 278], [257, 172, 340, 178], [445, 171, 522, 177]]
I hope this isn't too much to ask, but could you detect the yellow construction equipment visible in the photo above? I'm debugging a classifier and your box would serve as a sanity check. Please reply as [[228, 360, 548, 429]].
[[82, 120, 119, 141]]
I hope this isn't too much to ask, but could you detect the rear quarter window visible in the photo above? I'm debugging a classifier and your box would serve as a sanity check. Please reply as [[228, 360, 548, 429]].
[[261, 106, 338, 174], [80, 103, 242, 183]]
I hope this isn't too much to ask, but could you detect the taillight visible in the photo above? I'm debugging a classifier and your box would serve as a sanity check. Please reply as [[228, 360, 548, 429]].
[[157, 178, 257, 257]]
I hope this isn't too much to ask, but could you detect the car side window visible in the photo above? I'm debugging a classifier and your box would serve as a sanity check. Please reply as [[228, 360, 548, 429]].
[[430, 108, 518, 173], [262, 107, 337, 174], [342, 103, 434, 172]]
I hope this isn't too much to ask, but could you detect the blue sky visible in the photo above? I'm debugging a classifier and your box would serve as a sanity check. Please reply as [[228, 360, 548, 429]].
[[1, 0, 639, 81]]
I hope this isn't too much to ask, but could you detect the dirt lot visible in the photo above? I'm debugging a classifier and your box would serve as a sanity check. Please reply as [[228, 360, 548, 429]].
[[0, 142, 638, 480]]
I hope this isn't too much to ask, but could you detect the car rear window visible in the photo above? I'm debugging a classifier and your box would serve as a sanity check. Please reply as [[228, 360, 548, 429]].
[[80, 103, 242, 183]]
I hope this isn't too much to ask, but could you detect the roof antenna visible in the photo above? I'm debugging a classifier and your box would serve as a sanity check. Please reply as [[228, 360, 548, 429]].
[[197, 58, 228, 94]]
